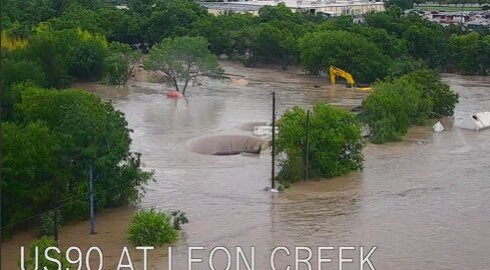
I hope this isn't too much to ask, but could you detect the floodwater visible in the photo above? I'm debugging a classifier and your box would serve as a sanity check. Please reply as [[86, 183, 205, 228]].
[[3, 62, 490, 270]]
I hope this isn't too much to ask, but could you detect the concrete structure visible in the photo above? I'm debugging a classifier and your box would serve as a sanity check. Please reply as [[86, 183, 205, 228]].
[[199, 0, 385, 16], [458, 112, 490, 131], [433, 121, 444, 133]]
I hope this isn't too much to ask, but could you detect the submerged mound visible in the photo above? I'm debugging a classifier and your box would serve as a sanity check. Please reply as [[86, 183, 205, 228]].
[[187, 135, 267, 155]]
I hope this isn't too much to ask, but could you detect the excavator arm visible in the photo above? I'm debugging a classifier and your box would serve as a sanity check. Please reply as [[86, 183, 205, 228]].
[[329, 66, 356, 87], [329, 66, 371, 92]]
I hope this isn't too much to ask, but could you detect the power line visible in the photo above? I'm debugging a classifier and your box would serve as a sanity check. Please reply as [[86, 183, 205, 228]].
[[1, 178, 145, 230], [1, 149, 146, 230]]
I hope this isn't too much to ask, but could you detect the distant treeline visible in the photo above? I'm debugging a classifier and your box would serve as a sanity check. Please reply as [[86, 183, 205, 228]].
[[3, 0, 489, 82]]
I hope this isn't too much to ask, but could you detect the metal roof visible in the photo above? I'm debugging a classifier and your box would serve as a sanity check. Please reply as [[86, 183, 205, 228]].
[[199, 2, 263, 11]]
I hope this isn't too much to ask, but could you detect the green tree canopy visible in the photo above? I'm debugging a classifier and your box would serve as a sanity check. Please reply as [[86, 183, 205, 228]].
[[353, 26, 408, 58], [276, 104, 364, 182], [448, 32, 490, 75], [402, 23, 446, 67], [190, 13, 257, 56], [104, 42, 141, 85], [2, 122, 61, 225], [20, 27, 109, 87], [145, 36, 223, 95], [361, 70, 458, 143], [299, 30, 391, 83], [141, 0, 209, 44], [256, 23, 298, 69], [258, 3, 304, 23], [1, 85, 152, 225], [400, 70, 459, 117], [361, 79, 428, 143]]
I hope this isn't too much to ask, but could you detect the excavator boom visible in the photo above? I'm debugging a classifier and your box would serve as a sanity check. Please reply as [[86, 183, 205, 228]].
[[329, 66, 356, 86], [329, 66, 372, 92]]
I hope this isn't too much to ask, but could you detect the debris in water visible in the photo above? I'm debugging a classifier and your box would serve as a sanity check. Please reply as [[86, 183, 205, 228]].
[[167, 90, 184, 98], [262, 186, 281, 193], [433, 121, 444, 132], [458, 112, 490, 131], [230, 78, 249, 86]]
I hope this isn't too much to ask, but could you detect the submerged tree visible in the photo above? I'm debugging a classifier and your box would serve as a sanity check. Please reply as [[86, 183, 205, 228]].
[[144, 36, 223, 95], [361, 70, 458, 144], [276, 103, 364, 182]]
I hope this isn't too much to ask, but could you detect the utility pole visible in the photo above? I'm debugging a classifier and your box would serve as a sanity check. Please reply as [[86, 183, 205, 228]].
[[0, 0, 4, 265], [89, 163, 95, 234], [271, 92, 276, 189], [304, 110, 310, 182]]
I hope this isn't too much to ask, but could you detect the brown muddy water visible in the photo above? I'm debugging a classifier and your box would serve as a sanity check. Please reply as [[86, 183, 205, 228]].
[[3, 62, 490, 270]]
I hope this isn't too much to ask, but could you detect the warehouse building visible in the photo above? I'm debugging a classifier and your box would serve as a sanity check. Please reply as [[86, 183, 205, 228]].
[[199, 0, 385, 16]]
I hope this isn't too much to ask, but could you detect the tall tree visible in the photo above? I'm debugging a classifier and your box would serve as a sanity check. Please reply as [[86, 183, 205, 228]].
[[144, 36, 223, 95], [402, 24, 446, 68], [2, 122, 61, 226], [448, 32, 490, 75], [141, 0, 209, 44], [13, 86, 151, 220], [299, 30, 391, 83]]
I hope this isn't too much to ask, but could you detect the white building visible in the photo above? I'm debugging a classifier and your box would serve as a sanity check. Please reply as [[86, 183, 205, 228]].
[[200, 0, 385, 16]]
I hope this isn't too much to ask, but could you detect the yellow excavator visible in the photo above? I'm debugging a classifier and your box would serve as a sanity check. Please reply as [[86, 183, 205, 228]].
[[329, 66, 372, 92]]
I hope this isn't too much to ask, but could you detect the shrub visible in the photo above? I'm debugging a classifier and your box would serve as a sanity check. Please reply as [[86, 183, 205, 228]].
[[276, 103, 364, 182], [22, 236, 70, 270], [68, 37, 108, 81], [40, 210, 63, 237], [104, 53, 131, 85], [104, 42, 141, 85], [127, 209, 179, 247], [1, 58, 46, 87], [21, 27, 108, 87]]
